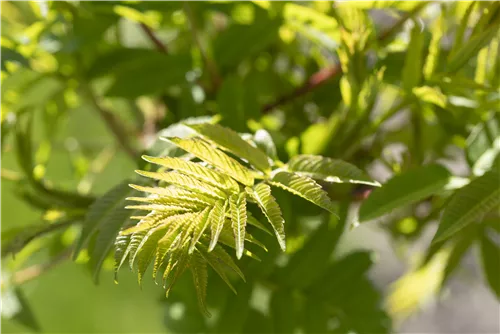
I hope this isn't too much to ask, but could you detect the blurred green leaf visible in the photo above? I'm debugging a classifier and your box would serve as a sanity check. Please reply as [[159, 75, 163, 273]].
[[433, 170, 500, 243], [213, 16, 281, 70], [215, 281, 252, 333], [270, 288, 296, 333], [242, 309, 273, 334], [1, 287, 41, 332], [89, 49, 191, 98], [447, 20, 500, 73], [441, 228, 476, 285], [278, 207, 344, 289], [359, 164, 451, 222], [480, 229, 500, 299], [1, 47, 30, 71], [73, 180, 139, 282], [402, 20, 425, 92], [216, 74, 259, 132]]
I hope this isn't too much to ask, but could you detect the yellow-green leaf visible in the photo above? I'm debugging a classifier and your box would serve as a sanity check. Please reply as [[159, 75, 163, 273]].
[[165, 137, 254, 186], [270, 171, 335, 213], [248, 183, 286, 251], [230, 192, 247, 259], [187, 123, 271, 172], [287, 154, 379, 186], [142, 155, 240, 193]]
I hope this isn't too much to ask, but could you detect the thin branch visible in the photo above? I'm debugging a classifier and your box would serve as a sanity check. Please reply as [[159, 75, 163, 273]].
[[9, 250, 71, 286], [262, 65, 341, 113], [1, 168, 23, 181], [139, 23, 168, 54], [82, 84, 138, 160], [184, 3, 222, 91], [261, 2, 430, 113]]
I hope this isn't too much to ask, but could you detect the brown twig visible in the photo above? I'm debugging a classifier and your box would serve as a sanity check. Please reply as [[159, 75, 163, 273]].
[[184, 3, 222, 91], [82, 84, 138, 160], [9, 250, 71, 286], [261, 2, 430, 113], [139, 23, 168, 54], [262, 65, 342, 113]]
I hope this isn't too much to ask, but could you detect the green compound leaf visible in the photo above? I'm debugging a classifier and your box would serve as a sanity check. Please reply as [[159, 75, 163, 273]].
[[270, 171, 336, 214]]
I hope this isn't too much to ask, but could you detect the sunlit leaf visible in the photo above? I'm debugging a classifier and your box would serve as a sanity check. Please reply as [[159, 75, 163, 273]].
[[230, 192, 247, 259], [248, 183, 286, 250], [187, 123, 270, 172], [270, 171, 336, 213], [287, 154, 379, 186], [165, 137, 254, 186]]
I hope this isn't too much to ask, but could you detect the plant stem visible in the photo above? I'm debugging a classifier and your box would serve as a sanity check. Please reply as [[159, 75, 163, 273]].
[[81, 83, 138, 160], [184, 3, 221, 91], [9, 250, 71, 286], [139, 23, 168, 54]]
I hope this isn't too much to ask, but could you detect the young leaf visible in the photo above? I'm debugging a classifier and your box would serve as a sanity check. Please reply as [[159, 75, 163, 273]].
[[189, 207, 212, 254], [433, 171, 500, 243], [270, 171, 336, 213], [187, 123, 271, 172], [165, 137, 254, 186], [230, 192, 247, 259], [287, 154, 379, 186], [135, 170, 227, 200], [248, 183, 286, 251], [359, 165, 451, 222], [142, 155, 240, 193], [208, 200, 228, 251], [190, 251, 210, 316], [129, 184, 214, 207], [480, 230, 500, 299]]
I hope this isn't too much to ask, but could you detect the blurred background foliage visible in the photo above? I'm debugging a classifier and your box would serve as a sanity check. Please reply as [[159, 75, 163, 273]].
[[1, 1, 499, 333]]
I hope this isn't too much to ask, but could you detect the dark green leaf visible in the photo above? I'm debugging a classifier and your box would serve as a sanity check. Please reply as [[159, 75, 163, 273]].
[[433, 171, 500, 243], [359, 164, 451, 222], [73, 180, 140, 282], [480, 230, 500, 299], [270, 288, 296, 333], [447, 20, 500, 73]]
